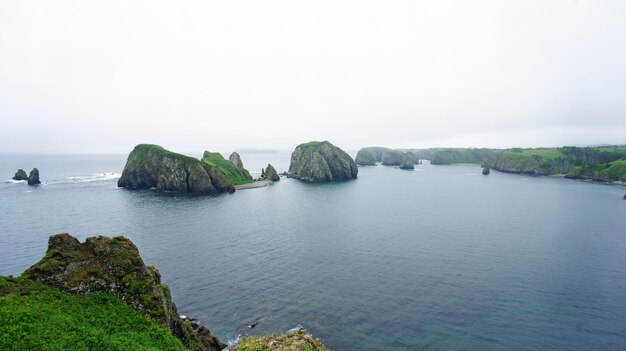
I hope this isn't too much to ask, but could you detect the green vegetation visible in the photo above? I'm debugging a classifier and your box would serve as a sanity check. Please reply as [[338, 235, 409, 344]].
[[0, 276, 184, 351], [202, 151, 253, 185], [494, 146, 626, 181], [128, 144, 200, 169], [289, 141, 358, 182], [234, 332, 330, 351], [430, 148, 495, 165], [355, 149, 377, 165]]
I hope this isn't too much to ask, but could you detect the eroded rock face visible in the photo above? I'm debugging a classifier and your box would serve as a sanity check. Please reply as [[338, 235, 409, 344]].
[[288, 141, 358, 182], [229, 152, 244, 170], [28, 168, 41, 185], [355, 149, 376, 166], [117, 144, 234, 194], [400, 158, 414, 170], [13, 169, 28, 181], [23, 233, 226, 351], [262, 164, 280, 181]]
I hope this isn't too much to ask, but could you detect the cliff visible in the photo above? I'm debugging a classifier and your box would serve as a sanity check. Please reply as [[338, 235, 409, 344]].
[[355, 149, 377, 166], [22, 233, 226, 351], [381, 150, 405, 166], [493, 147, 626, 182], [117, 144, 235, 194], [288, 141, 358, 182], [202, 151, 253, 185]]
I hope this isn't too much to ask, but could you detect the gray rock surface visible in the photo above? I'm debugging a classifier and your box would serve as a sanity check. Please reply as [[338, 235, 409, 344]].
[[288, 141, 358, 182]]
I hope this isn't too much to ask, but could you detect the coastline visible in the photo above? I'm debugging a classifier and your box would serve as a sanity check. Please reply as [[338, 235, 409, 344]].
[[235, 180, 274, 190]]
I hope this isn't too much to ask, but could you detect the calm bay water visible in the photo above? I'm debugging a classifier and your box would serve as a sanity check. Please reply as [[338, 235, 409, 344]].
[[1, 153, 626, 350]]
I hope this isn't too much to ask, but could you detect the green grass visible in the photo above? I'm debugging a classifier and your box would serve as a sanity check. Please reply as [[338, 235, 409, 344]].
[[0, 276, 184, 351], [202, 151, 253, 185], [129, 144, 200, 169]]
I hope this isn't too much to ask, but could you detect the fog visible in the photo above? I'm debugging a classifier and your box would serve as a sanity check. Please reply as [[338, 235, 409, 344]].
[[1, 0, 625, 154]]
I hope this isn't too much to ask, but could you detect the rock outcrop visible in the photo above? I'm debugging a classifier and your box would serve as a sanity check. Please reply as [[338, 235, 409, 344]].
[[229, 152, 244, 170], [28, 168, 41, 185], [482, 162, 490, 175], [23, 233, 226, 351], [117, 144, 234, 194], [400, 158, 414, 170], [382, 150, 405, 166], [12, 169, 28, 181], [203, 151, 253, 185], [355, 149, 377, 166], [261, 164, 280, 181], [288, 141, 358, 182]]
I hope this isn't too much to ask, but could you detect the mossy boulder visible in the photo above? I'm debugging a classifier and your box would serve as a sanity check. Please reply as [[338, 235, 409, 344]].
[[400, 158, 414, 170], [382, 150, 405, 166], [262, 164, 280, 181], [228, 328, 329, 351], [117, 144, 235, 194], [288, 141, 358, 182], [355, 149, 377, 166], [12, 169, 28, 181], [23, 233, 225, 351], [28, 168, 41, 185]]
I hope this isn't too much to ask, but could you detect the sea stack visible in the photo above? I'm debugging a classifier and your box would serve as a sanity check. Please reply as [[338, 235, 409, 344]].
[[117, 144, 234, 194], [262, 164, 280, 181], [27, 168, 41, 185], [482, 162, 490, 175], [23, 233, 226, 351], [288, 141, 358, 182], [12, 169, 28, 181], [400, 158, 415, 170]]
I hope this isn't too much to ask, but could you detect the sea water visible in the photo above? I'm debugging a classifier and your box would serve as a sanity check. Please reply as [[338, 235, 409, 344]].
[[1, 153, 625, 350]]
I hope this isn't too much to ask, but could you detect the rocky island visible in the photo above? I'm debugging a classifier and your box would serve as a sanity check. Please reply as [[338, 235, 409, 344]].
[[261, 164, 280, 181], [28, 168, 41, 185], [288, 141, 358, 182], [400, 158, 415, 170], [12, 169, 28, 181], [117, 144, 260, 194]]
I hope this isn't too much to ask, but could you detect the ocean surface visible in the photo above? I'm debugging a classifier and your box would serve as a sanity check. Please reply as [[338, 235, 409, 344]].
[[1, 152, 626, 350]]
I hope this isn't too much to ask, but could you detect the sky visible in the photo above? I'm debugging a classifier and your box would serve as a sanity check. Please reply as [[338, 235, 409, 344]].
[[1, 0, 625, 154]]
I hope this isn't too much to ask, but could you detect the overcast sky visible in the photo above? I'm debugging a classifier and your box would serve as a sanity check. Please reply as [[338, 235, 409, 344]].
[[1, 0, 625, 154]]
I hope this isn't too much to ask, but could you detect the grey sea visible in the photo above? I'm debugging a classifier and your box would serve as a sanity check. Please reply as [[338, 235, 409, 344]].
[[1, 153, 626, 350]]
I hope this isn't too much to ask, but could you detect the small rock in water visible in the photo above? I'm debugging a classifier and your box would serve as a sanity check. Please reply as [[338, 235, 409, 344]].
[[28, 168, 41, 185], [12, 169, 28, 181]]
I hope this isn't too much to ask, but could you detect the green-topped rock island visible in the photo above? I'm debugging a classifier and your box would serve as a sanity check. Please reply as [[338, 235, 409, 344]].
[[288, 141, 358, 182]]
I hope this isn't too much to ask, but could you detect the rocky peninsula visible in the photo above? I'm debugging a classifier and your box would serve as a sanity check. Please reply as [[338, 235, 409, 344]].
[[288, 141, 358, 182]]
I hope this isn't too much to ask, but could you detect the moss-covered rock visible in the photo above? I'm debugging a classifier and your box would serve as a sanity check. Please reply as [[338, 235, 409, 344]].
[[229, 328, 330, 351], [288, 141, 358, 182], [12, 169, 28, 181], [28, 168, 41, 185], [355, 149, 377, 166], [117, 144, 235, 194], [400, 158, 414, 170], [23, 233, 226, 351], [202, 151, 253, 185], [262, 164, 280, 181]]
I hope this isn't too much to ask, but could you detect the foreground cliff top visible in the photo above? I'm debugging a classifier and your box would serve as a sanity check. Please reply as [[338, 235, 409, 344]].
[[22, 233, 225, 351]]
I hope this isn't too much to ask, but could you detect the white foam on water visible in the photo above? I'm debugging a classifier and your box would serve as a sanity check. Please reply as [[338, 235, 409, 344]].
[[66, 172, 121, 183], [520, 178, 528, 181], [5, 179, 26, 184]]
